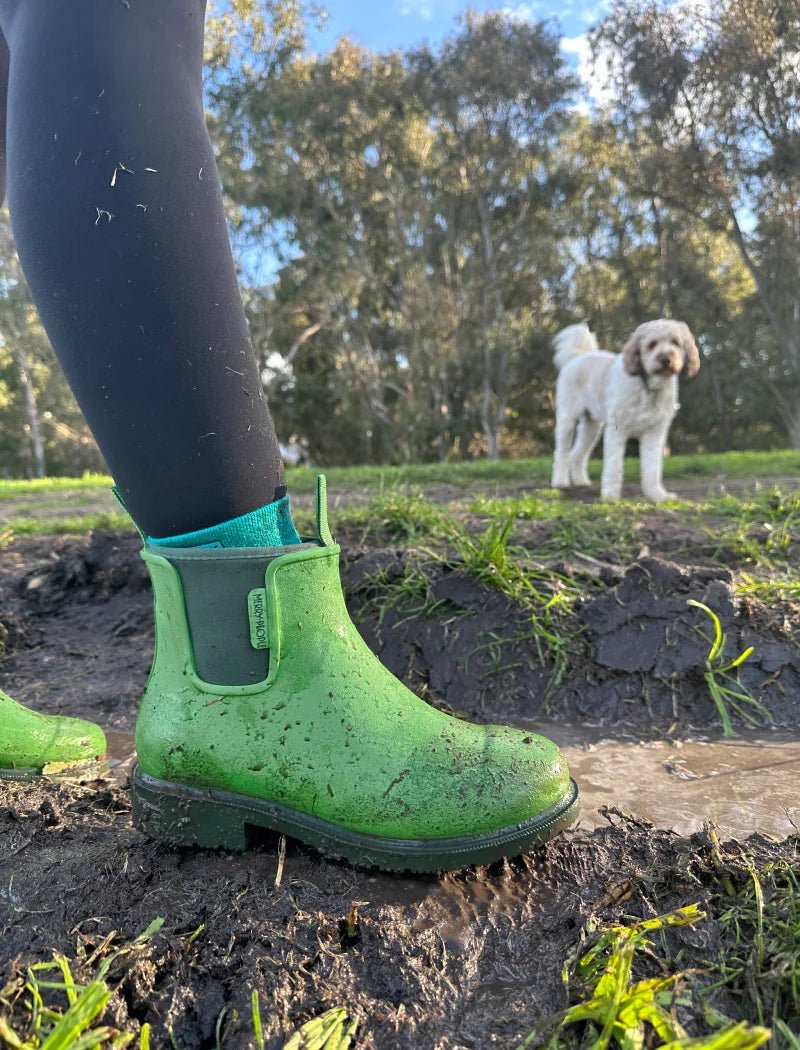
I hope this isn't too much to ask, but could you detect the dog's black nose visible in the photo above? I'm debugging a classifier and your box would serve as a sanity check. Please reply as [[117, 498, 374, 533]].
[[659, 355, 672, 368]]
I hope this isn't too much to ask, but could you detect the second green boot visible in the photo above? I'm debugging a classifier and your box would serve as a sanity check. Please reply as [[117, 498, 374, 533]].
[[131, 478, 578, 872], [0, 689, 109, 782]]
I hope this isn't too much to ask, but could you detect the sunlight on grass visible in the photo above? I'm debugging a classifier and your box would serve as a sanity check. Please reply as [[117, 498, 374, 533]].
[[0, 449, 797, 500], [519, 905, 771, 1050], [281, 1006, 358, 1049], [1, 513, 134, 537]]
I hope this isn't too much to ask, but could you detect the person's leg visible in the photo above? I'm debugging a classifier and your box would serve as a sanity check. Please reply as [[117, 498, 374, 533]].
[[0, 0, 288, 539]]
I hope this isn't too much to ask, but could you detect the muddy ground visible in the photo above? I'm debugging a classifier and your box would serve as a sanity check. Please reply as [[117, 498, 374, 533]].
[[1, 479, 799, 1048]]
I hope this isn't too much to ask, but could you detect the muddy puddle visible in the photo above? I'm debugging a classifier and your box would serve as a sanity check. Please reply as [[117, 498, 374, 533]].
[[564, 734, 800, 838]]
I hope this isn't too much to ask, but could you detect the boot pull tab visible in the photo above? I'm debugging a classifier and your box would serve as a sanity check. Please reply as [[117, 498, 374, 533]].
[[315, 475, 335, 547]]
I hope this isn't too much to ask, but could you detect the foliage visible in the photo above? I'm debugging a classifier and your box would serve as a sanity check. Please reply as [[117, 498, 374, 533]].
[[281, 1007, 358, 1049], [0, 919, 163, 1050], [593, 0, 800, 447], [0, 4, 797, 473]]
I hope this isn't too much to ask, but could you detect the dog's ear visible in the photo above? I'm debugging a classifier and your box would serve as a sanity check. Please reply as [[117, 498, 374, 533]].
[[622, 329, 643, 376], [678, 323, 701, 378]]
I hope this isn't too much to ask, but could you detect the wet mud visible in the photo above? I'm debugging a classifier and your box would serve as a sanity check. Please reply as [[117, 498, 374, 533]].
[[0, 496, 799, 1047], [347, 549, 800, 731]]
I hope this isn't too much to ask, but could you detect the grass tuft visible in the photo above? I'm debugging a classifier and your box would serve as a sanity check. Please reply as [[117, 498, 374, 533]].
[[0, 920, 163, 1050], [520, 905, 772, 1050], [687, 601, 772, 737], [282, 1006, 358, 1049]]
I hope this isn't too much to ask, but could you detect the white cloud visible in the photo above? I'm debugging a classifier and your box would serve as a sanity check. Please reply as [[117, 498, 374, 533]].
[[577, 1, 612, 24], [562, 31, 615, 110], [397, 0, 451, 19], [501, 3, 541, 18], [399, 2, 434, 17], [503, 1, 584, 22]]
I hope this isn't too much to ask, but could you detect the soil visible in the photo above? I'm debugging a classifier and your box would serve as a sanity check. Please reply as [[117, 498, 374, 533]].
[[1, 479, 799, 1048]]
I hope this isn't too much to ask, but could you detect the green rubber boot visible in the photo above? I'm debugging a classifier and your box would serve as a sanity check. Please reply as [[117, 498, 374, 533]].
[[131, 478, 578, 871], [0, 690, 109, 782]]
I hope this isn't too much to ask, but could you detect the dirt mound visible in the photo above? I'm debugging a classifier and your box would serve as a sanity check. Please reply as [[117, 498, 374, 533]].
[[18, 530, 149, 611], [346, 549, 800, 731]]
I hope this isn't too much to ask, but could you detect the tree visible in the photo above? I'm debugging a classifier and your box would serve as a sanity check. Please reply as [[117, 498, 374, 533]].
[[0, 210, 103, 477], [409, 11, 577, 458], [594, 0, 800, 446], [209, 8, 577, 462]]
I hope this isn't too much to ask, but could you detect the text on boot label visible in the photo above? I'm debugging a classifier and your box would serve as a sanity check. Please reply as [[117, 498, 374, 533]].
[[247, 588, 269, 650]]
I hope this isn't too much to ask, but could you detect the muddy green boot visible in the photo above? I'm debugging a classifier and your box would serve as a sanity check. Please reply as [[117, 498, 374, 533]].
[[131, 478, 578, 872], [0, 690, 109, 782]]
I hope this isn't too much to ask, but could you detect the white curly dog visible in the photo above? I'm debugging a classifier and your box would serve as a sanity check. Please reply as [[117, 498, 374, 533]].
[[551, 319, 700, 502]]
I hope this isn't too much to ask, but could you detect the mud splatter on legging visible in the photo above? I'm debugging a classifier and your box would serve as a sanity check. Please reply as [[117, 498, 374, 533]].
[[0, 0, 286, 535]]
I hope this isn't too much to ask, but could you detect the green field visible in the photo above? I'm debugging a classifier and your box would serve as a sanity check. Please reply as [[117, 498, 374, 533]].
[[0, 449, 798, 501]]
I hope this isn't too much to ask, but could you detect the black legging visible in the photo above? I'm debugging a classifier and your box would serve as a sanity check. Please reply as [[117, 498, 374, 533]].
[[0, 0, 285, 536]]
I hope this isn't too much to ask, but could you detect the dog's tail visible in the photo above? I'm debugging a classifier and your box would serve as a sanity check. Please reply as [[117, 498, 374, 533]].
[[553, 322, 599, 372]]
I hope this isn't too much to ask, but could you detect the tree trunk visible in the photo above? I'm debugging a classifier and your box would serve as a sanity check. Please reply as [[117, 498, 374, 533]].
[[476, 189, 506, 461], [17, 346, 46, 478], [784, 404, 800, 450]]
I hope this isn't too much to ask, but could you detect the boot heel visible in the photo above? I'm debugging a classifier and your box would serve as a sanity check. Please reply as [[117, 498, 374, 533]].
[[131, 765, 249, 851]]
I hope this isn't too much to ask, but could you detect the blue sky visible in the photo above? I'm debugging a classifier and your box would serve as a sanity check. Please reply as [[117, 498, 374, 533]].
[[310, 0, 611, 57]]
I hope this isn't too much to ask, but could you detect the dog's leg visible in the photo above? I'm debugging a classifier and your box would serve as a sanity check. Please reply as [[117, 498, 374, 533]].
[[600, 426, 626, 501], [552, 411, 575, 488], [568, 415, 602, 486], [640, 429, 675, 502]]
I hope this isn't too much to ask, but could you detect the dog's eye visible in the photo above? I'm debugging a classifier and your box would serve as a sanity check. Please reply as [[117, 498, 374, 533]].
[[647, 340, 657, 350]]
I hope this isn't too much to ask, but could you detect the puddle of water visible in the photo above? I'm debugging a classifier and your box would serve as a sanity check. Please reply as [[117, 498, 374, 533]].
[[565, 736, 800, 840], [104, 723, 800, 943], [105, 731, 136, 782]]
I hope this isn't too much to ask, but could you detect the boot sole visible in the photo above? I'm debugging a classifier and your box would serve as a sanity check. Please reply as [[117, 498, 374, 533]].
[[130, 764, 579, 873], [0, 756, 110, 784]]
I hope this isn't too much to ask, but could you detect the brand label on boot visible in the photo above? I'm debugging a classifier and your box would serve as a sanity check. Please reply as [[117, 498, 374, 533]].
[[247, 588, 269, 650]]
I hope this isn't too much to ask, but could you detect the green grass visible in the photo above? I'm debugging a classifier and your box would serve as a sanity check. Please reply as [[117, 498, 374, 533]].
[[713, 861, 800, 1042], [0, 449, 797, 500], [0, 920, 163, 1050], [470, 484, 800, 571], [281, 1007, 358, 1049], [522, 844, 800, 1050], [520, 904, 771, 1050], [687, 600, 772, 738], [333, 487, 454, 544], [0, 473, 113, 497], [2, 513, 134, 536], [342, 492, 591, 692], [279, 448, 800, 490]]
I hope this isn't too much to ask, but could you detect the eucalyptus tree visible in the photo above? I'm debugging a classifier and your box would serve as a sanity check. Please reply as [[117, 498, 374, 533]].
[[0, 210, 102, 477], [207, 4, 579, 462], [408, 11, 578, 458], [594, 0, 800, 446]]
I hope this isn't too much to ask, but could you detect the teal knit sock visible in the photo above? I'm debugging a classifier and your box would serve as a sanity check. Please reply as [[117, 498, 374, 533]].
[[148, 493, 301, 549]]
